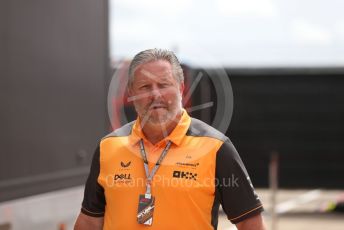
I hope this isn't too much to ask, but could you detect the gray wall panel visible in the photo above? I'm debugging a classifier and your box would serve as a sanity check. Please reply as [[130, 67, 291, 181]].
[[0, 0, 109, 201]]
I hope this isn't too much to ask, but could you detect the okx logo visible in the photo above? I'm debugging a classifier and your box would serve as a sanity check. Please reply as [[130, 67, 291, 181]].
[[173, 170, 197, 180]]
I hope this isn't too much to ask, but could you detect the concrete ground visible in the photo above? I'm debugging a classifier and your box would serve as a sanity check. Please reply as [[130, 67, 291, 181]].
[[218, 189, 344, 230]]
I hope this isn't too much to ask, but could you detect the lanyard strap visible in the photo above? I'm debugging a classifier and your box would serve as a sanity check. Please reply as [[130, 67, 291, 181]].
[[139, 139, 172, 196]]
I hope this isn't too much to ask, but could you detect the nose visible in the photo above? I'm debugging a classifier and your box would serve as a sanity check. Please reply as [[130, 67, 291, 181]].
[[150, 85, 162, 99]]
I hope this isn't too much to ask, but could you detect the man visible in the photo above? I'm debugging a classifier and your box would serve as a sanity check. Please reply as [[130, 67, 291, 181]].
[[74, 49, 265, 230]]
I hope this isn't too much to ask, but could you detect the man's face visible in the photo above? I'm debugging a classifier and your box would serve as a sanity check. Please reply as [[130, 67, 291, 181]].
[[128, 60, 184, 126]]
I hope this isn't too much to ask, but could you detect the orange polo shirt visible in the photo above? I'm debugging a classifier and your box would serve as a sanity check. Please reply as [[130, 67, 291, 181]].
[[81, 110, 263, 229]]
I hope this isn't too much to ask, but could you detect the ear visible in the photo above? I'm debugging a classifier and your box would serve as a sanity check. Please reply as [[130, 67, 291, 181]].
[[179, 82, 185, 95], [127, 84, 133, 97]]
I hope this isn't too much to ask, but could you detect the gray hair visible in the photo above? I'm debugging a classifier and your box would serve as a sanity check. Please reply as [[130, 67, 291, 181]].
[[128, 48, 184, 88]]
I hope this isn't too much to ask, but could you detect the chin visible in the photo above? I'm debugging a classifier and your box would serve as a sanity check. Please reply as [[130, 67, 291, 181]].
[[148, 112, 176, 126], [148, 116, 170, 125], [139, 107, 181, 125]]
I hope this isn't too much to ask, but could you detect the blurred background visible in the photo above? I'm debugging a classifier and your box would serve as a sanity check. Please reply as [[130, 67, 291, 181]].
[[0, 0, 344, 229]]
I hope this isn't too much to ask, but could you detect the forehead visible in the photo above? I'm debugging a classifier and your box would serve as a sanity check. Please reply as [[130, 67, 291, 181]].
[[133, 60, 174, 82]]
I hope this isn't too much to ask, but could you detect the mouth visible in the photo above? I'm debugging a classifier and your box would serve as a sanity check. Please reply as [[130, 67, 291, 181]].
[[150, 104, 167, 110]]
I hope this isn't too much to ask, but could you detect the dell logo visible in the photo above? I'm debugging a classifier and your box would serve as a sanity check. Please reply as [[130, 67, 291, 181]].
[[114, 174, 132, 180]]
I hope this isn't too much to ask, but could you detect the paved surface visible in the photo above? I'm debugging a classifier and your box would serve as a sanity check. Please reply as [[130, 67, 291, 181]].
[[1, 187, 343, 230], [218, 189, 344, 230]]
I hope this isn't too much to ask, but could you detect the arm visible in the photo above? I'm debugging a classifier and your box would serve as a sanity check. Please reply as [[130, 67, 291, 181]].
[[215, 140, 265, 225], [74, 212, 104, 230], [236, 213, 266, 230], [74, 213, 104, 230], [75, 146, 106, 229]]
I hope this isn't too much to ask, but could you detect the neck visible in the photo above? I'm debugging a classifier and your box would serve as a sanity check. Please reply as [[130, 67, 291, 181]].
[[141, 111, 183, 145]]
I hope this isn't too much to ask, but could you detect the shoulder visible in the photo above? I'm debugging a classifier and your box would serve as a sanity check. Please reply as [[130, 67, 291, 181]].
[[101, 121, 135, 140], [186, 117, 229, 142]]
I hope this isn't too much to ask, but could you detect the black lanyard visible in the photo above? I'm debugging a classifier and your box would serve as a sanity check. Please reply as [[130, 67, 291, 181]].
[[139, 139, 172, 197]]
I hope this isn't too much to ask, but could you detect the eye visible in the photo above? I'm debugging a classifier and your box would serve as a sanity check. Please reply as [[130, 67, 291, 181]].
[[159, 83, 171, 88], [139, 85, 149, 89]]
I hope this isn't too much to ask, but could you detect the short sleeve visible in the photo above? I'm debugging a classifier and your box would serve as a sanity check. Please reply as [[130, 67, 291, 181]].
[[215, 139, 263, 224], [81, 145, 106, 217]]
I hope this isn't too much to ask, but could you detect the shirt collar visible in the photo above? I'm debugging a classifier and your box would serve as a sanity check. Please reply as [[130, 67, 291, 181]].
[[129, 109, 191, 146]]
